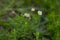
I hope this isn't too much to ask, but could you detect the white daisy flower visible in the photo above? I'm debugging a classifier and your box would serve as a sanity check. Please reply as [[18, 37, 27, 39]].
[[23, 13, 30, 17], [31, 8, 35, 11], [38, 11, 42, 15]]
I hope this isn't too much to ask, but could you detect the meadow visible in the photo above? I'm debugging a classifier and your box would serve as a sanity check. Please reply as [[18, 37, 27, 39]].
[[0, 0, 60, 40]]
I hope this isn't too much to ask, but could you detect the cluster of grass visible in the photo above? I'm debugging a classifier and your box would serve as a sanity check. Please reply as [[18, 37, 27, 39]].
[[0, 0, 60, 40]]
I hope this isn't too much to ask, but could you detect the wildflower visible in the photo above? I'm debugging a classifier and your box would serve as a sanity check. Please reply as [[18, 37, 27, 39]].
[[11, 10, 15, 14], [23, 13, 30, 18], [37, 11, 42, 15], [31, 8, 35, 11]]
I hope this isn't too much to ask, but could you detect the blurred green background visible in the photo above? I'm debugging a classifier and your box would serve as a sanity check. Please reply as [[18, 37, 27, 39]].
[[0, 0, 60, 40]]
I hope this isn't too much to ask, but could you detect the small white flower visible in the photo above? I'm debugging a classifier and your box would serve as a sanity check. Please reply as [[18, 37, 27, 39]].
[[23, 13, 30, 17], [31, 8, 35, 11], [38, 11, 42, 15], [12, 10, 15, 14]]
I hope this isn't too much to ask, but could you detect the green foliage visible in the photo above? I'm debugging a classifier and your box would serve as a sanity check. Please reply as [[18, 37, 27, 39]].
[[0, 0, 60, 40]]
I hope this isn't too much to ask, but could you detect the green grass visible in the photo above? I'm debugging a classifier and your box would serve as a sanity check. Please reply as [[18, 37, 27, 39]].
[[0, 0, 60, 40]]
